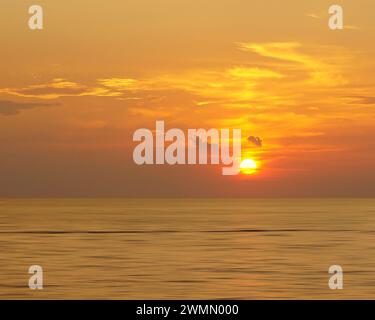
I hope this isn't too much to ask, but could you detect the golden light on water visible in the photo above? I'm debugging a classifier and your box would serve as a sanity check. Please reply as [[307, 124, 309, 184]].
[[240, 158, 258, 175]]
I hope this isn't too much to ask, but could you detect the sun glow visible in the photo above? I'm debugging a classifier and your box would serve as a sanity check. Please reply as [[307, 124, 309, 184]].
[[240, 158, 258, 175]]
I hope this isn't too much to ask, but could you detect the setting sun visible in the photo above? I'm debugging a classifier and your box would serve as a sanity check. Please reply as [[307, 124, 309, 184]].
[[240, 159, 258, 175]]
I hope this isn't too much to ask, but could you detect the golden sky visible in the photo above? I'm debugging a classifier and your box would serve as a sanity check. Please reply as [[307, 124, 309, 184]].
[[0, 0, 374, 196]]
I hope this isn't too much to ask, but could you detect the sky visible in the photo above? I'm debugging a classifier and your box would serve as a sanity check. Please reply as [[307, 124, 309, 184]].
[[0, 0, 374, 197]]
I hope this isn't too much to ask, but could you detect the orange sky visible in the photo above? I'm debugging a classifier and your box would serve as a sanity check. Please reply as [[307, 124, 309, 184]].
[[0, 0, 374, 197]]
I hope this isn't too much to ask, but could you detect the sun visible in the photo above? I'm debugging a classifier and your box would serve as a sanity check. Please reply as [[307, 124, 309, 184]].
[[240, 158, 258, 175]]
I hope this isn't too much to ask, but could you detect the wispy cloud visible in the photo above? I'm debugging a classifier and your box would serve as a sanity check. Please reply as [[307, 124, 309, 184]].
[[237, 42, 348, 86], [0, 78, 122, 99], [307, 13, 321, 19], [0, 41, 357, 153], [226, 67, 284, 79], [348, 95, 375, 105], [345, 25, 360, 30], [98, 78, 144, 90], [0, 100, 59, 116]]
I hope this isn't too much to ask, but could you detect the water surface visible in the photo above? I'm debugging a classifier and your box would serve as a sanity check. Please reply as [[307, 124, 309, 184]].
[[0, 198, 374, 299]]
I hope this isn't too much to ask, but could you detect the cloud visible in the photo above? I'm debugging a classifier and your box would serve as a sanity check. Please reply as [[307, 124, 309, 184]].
[[0, 100, 59, 116], [0, 78, 121, 99], [348, 96, 375, 105], [0, 42, 354, 129], [345, 25, 360, 30], [237, 42, 348, 86], [98, 78, 143, 90], [307, 13, 321, 19], [247, 136, 263, 147], [226, 67, 284, 79], [0, 41, 349, 110]]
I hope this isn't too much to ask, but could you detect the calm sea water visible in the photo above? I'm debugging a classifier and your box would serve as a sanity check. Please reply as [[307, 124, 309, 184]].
[[0, 198, 375, 299]]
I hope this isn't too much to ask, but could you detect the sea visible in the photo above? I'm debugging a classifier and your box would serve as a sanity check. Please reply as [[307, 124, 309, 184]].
[[0, 198, 374, 299]]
